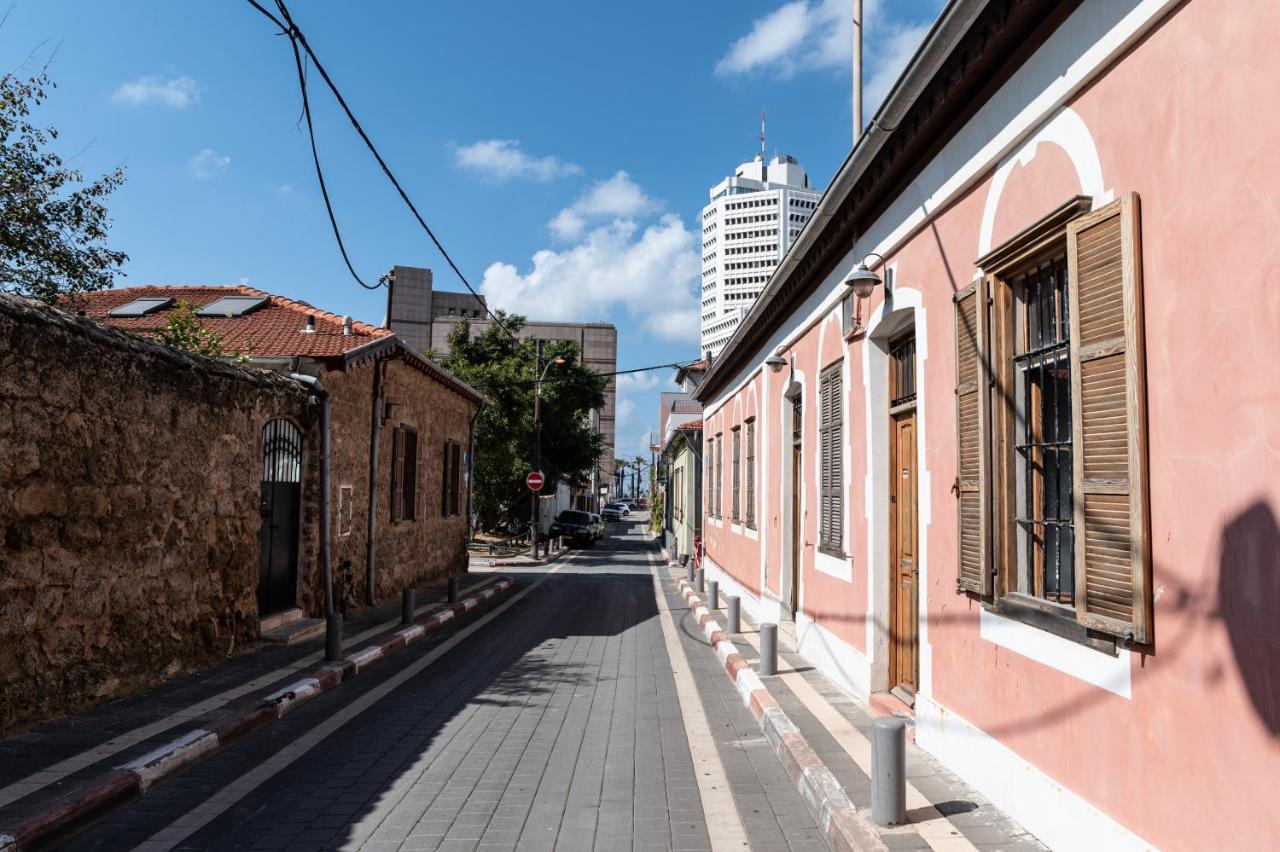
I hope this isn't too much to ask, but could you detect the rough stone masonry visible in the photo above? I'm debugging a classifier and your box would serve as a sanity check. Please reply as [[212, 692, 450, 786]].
[[0, 294, 318, 735]]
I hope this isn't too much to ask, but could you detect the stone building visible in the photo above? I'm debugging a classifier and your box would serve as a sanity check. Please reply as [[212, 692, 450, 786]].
[[80, 284, 485, 621], [0, 293, 318, 733]]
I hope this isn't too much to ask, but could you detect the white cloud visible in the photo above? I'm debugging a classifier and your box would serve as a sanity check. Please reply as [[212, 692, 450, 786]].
[[112, 75, 200, 108], [716, 0, 937, 112], [616, 372, 661, 392], [617, 398, 637, 425], [188, 148, 231, 179], [549, 171, 660, 241], [454, 139, 582, 183], [481, 173, 700, 347]]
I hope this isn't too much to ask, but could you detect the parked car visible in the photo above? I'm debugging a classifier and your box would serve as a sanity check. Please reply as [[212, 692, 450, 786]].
[[602, 505, 622, 522], [549, 510, 596, 547], [589, 514, 604, 540], [608, 501, 631, 516]]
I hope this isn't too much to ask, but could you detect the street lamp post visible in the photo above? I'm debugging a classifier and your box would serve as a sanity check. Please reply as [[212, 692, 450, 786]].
[[530, 340, 567, 558]]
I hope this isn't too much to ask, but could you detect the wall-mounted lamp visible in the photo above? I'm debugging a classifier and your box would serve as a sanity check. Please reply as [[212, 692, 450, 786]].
[[382, 400, 397, 423], [765, 353, 788, 373], [843, 252, 885, 335]]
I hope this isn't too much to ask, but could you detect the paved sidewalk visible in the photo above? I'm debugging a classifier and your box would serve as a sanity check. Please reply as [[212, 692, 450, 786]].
[[0, 572, 505, 835], [662, 559, 1046, 852]]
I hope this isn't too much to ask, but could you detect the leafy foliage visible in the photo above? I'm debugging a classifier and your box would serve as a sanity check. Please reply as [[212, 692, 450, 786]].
[[441, 313, 607, 531], [152, 300, 252, 363], [0, 69, 127, 304]]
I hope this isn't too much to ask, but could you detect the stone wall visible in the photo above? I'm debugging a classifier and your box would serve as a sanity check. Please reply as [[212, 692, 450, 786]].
[[0, 294, 318, 734], [319, 356, 476, 611]]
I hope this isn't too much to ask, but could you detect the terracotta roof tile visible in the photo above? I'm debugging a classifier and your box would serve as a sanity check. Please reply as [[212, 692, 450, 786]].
[[76, 285, 391, 359]]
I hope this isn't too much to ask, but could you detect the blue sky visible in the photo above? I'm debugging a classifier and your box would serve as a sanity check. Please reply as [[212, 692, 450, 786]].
[[5, 0, 943, 460]]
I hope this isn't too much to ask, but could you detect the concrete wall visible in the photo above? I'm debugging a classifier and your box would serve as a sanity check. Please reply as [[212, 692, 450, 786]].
[[697, 1, 1280, 849], [0, 295, 317, 735]]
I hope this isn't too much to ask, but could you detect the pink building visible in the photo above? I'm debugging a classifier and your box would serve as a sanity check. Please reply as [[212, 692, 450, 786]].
[[692, 1, 1279, 849]]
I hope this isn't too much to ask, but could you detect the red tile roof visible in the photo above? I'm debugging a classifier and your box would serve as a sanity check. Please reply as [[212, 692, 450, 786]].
[[76, 285, 391, 359]]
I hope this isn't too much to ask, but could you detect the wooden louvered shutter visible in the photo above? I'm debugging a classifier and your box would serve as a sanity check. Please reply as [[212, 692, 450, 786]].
[[1067, 193, 1150, 643], [820, 365, 843, 552], [390, 427, 404, 522], [954, 277, 992, 594], [818, 371, 831, 547]]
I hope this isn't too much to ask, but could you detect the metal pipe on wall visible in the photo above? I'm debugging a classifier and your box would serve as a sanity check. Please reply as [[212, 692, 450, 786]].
[[365, 359, 386, 605]]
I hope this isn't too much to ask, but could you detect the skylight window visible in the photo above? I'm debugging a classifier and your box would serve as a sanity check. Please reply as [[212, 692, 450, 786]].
[[108, 297, 173, 317], [196, 296, 268, 317]]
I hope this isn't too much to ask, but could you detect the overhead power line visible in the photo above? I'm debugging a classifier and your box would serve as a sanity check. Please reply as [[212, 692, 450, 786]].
[[244, 0, 518, 339], [474, 360, 701, 391]]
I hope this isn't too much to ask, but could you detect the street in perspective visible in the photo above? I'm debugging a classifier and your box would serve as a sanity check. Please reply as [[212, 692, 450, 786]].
[[1, 1, 1277, 851]]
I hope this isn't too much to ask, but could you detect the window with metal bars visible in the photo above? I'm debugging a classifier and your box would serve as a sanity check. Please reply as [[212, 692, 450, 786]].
[[890, 335, 916, 408], [745, 419, 756, 529], [1013, 255, 1074, 604], [731, 427, 741, 523]]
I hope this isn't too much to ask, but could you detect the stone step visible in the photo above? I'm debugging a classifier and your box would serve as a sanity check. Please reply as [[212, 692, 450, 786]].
[[258, 607, 305, 634], [260, 616, 325, 646]]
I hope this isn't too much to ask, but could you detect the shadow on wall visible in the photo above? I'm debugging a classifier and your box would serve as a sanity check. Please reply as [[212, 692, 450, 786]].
[[1218, 500, 1280, 738]]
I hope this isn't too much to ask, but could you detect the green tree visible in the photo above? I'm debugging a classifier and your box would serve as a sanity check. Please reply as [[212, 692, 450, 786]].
[[0, 68, 127, 304], [153, 300, 253, 362], [441, 313, 606, 531]]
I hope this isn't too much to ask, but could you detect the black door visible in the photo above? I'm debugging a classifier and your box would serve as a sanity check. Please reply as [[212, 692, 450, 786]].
[[258, 419, 301, 616]]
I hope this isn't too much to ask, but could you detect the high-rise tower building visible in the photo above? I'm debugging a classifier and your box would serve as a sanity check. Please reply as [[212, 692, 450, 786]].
[[699, 153, 823, 359]]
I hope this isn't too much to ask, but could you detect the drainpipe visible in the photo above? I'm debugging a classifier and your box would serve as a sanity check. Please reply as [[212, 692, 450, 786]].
[[290, 373, 332, 618], [365, 359, 386, 605], [465, 399, 486, 553]]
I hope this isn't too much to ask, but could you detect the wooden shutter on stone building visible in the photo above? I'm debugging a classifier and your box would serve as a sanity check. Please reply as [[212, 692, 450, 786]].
[[954, 277, 992, 595], [819, 364, 843, 553], [1067, 193, 1151, 643], [390, 427, 405, 522]]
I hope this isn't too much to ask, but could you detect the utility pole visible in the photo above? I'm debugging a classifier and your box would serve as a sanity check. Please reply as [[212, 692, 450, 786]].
[[853, 0, 863, 145], [530, 339, 542, 558]]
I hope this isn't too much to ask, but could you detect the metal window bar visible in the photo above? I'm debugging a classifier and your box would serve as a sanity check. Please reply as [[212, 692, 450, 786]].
[[1016, 257, 1074, 605], [890, 335, 916, 407]]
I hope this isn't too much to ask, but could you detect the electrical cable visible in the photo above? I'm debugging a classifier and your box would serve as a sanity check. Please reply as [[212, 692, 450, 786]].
[[472, 360, 701, 391], [245, 0, 518, 338]]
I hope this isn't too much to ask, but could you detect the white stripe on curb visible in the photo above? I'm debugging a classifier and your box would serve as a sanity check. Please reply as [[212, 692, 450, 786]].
[[263, 678, 322, 717], [347, 646, 383, 672], [121, 730, 218, 792]]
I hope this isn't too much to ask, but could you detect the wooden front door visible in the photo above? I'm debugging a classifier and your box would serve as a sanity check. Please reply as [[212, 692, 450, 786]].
[[888, 333, 918, 702]]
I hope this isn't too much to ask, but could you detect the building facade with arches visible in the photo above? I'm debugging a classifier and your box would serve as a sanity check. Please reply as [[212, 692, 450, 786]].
[[692, 1, 1279, 849]]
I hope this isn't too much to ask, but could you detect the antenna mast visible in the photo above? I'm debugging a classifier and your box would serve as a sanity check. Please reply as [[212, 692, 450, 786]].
[[757, 110, 767, 161]]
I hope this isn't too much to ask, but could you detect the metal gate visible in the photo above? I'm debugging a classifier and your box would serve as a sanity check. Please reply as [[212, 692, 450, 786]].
[[258, 419, 301, 616]]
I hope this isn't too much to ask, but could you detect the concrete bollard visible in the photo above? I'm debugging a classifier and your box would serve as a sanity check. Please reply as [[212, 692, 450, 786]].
[[708, 580, 719, 610], [325, 612, 344, 662], [696, 568, 705, 594], [447, 575, 459, 604], [726, 596, 740, 633], [401, 588, 415, 625], [871, 716, 908, 826], [686, 559, 695, 583], [759, 622, 777, 676]]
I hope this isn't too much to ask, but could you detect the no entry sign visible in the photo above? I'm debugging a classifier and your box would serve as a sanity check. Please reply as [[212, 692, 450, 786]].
[[526, 471, 545, 491]]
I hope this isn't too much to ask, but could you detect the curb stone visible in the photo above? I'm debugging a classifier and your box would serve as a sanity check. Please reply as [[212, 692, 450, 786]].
[[0, 576, 518, 852], [672, 573, 887, 852]]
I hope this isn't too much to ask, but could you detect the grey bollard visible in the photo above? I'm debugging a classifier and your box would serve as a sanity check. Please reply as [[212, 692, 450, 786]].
[[871, 717, 908, 826], [447, 575, 459, 604], [708, 580, 719, 610], [401, 588, 415, 625], [325, 612, 344, 662], [726, 596, 740, 633], [696, 568, 705, 594], [686, 558, 695, 583], [759, 622, 777, 676]]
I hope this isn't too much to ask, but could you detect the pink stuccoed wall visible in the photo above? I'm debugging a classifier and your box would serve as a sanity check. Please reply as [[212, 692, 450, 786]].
[[700, 1, 1280, 848]]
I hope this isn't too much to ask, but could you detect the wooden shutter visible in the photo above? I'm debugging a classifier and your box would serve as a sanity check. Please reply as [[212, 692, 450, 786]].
[[954, 277, 992, 594], [731, 428, 741, 522], [745, 419, 756, 527], [449, 443, 462, 516], [818, 365, 843, 552], [441, 441, 450, 517], [402, 429, 418, 521], [1067, 193, 1150, 643], [390, 427, 404, 522]]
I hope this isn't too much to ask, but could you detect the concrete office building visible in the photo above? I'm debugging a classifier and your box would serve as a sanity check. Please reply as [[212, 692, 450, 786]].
[[699, 153, 823, 359], [385, 265, 617, 498]]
